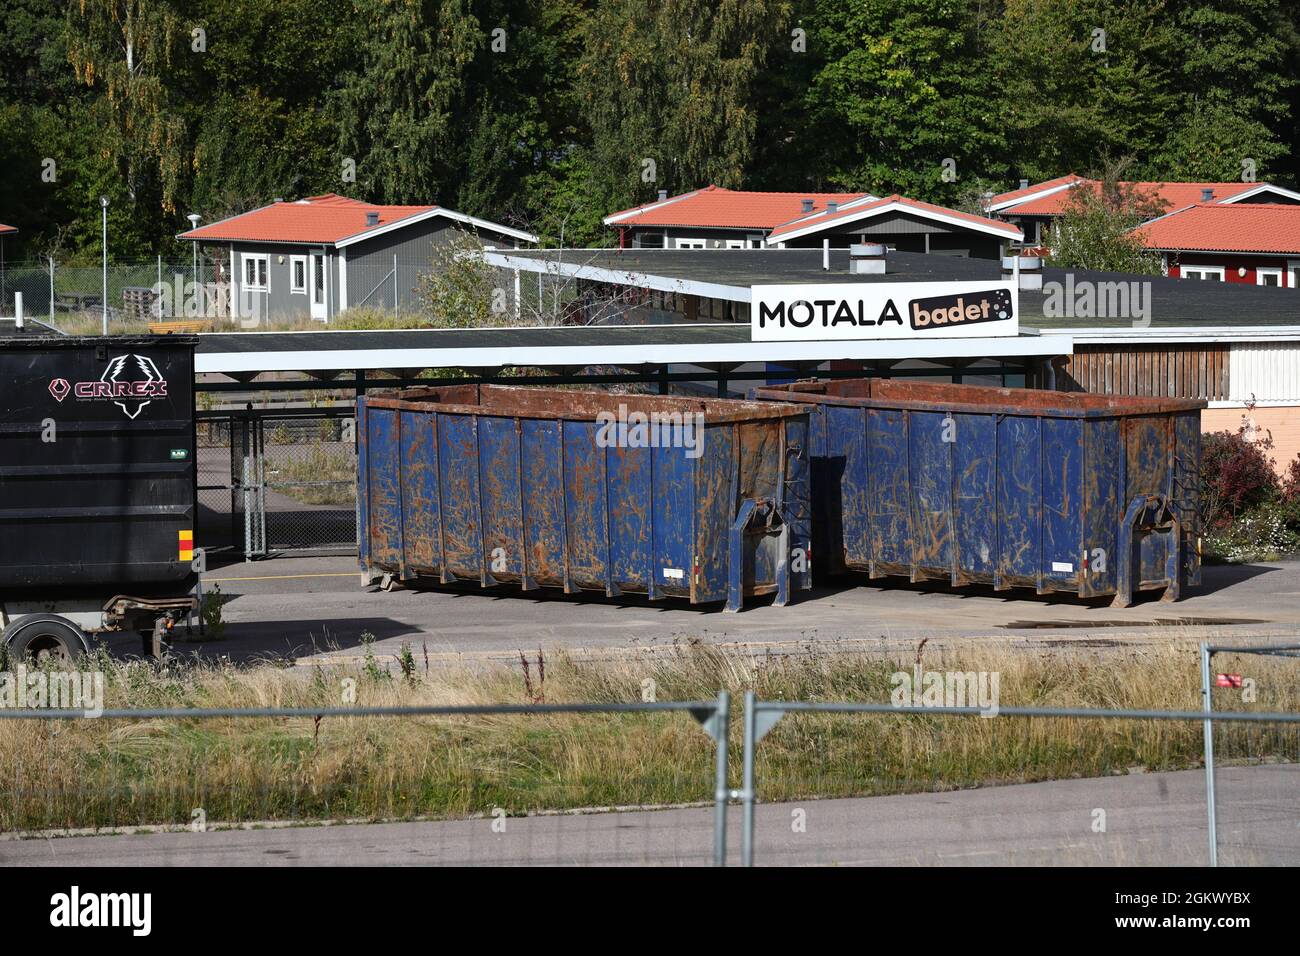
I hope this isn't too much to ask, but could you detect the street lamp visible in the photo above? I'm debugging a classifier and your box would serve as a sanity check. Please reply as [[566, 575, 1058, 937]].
[[186, 213, 202, 314], [99, 196, 109, 335]]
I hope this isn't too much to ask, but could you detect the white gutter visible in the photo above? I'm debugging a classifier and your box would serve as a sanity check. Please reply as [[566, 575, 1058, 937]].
[[483, 250, 748, 301], [194, 327, 1073, 374], [1062, 325, 1300, 344]]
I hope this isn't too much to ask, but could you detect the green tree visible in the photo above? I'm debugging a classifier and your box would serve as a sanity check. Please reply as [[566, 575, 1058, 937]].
[[334, 0, 480, 204], [989, 0, 1179, 186], [806, 0, 1007, 201], [183, 0, 364, 227], [1047, 158, 1163, 273], [577, 0, 791, 215], [65, 0, 188, 213]]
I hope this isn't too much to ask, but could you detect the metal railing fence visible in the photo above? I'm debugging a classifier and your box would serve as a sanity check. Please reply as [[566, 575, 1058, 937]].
[[0, 694, 733, 866], [5, 647, 1298, 866]]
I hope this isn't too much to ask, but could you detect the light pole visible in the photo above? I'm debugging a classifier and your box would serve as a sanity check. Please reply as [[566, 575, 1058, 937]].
[[100, 196, 109, 335], [187, 214, 202, 314]]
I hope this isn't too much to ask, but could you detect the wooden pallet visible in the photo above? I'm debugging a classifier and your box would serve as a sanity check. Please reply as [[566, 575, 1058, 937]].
[[148, 319, 207, 334]]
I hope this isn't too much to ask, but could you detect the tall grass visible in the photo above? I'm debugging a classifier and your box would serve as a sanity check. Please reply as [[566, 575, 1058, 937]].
[[1, 641, 1296, 832]]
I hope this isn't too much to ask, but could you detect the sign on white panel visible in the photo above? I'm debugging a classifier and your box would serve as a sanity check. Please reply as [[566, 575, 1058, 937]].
[[751, 281, 1018, 342]]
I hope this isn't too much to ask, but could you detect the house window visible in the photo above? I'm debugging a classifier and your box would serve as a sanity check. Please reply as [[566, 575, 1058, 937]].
[[637, 232, 664, 248], [1181, 265, 1224, 281], [290, 255, 308, 294], [1257, 267, 1283, 287], [725, 239, 747, 249], [674, 238, 707, 249], [243, 254, 269, 290]]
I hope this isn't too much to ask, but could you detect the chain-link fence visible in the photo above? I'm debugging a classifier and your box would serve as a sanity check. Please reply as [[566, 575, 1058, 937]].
[[197, 407, 358, 557], [0, 698, 731, 867], [1, 685, 1297, 866], [0, 259, 221, 328]]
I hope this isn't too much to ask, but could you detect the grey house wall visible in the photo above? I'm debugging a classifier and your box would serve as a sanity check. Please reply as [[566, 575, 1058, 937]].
[[228, 241, 332, 324], [222, 217, 525, 322], [344, 218, 525, 314]]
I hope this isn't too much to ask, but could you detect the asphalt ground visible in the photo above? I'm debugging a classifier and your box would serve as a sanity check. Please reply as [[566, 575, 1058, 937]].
[[123, 553, 1300, 665], [3, 765, 1293, 866]]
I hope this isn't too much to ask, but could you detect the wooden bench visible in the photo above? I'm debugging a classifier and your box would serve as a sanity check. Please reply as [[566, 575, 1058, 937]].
[[148, 319, 207, 334]]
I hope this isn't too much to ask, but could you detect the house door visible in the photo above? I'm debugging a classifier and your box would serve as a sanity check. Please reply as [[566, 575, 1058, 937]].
[[309, 252, 327, 321]]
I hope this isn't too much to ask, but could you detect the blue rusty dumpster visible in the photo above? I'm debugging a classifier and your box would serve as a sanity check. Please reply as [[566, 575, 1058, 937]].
[[751, 379, 1205, 606], [357, 385, 812, 610]]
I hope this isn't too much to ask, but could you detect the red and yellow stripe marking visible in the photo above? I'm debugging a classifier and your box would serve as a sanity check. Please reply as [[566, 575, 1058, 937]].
[[179, 529, 194, 562]]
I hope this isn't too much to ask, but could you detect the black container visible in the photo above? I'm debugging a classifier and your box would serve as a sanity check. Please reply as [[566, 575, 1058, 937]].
[[0, 336, 197, 594]]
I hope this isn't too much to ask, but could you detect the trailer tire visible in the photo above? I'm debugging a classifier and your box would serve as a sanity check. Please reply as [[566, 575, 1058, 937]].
[[2, 614, 91, 663]]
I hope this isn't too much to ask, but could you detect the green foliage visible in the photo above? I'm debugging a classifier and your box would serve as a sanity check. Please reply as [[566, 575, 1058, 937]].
[[201, 583, 227, 641], [1, 0, 1298, 260], [1046, 157, 1164, 273], [807, 0, 1006, 200]]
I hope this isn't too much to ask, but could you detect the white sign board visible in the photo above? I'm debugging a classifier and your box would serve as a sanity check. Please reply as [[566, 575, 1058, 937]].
[[750, 281, 1018, 342]]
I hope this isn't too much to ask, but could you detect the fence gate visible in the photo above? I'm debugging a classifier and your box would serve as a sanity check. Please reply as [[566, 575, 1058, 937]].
[[197, 407, 358, 558]]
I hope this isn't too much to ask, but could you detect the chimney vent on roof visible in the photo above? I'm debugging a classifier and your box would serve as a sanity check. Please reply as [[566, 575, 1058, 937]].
[[1019, 179, 1029, 191], [849, 243, 887, 275], [801, 198, 814, 213], [366, 211, 379, 227], [657, 189, 668, 202], [827, 202, 839, 214], [1201, 188, 1214, 202]]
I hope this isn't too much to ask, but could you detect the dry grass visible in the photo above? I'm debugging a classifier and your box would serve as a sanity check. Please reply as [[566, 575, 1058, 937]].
[[2, 640, 1296, 832], [49, 306, 486, 337]]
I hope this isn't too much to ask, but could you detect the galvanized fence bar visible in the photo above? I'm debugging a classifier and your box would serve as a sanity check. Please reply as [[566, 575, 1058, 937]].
[[1200, 642, 1218, 868], [740, 697, 1300, 867], [0, 696, 733, 867]]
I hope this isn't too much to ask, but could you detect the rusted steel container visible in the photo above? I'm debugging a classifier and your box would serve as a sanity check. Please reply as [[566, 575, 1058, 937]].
[[751, 379, 1205, 605], [357, 385, 812, 610]]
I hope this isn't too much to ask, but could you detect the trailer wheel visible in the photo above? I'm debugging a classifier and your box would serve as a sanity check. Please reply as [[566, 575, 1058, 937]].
[[2, 614, 91, 663]]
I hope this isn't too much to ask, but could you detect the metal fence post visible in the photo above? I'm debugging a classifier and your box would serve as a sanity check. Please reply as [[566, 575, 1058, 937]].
[[712, 690, 730, 867], [1200, 642, 1218, 867], [742, 689, 757, 866]]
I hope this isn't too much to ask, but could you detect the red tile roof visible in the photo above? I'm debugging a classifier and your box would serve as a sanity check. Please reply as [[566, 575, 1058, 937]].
[[987, 174, 1085, 209], [0, 223, 16, 235], [605, 185, 869, 230], [1134, 203, 1300, 255], [179, 194, 436, 245], [767, 194, 1022, 242], [993, 178, 1260, 216]]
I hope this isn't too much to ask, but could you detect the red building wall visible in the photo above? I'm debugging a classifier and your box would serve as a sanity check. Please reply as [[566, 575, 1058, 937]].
[[1166, 252, 1298, 286]]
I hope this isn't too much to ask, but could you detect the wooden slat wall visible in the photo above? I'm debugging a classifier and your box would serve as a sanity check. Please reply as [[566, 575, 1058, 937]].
[[1060, 345, 1229, 400]]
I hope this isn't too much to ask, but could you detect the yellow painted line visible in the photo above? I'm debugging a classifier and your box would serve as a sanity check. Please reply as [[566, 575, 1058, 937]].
[[205, 572, 359, 582]]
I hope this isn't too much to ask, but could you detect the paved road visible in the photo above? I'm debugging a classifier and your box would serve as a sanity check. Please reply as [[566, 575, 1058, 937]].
[[4, 766, 1294, 866], [131, 554, 1300, 664]]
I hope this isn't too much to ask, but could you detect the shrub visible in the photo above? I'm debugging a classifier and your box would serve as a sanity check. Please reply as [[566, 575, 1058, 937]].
[[1283, 452, 1300, 504], [1203, 501, 1300, 563], [1200, 429, 1277, 529]]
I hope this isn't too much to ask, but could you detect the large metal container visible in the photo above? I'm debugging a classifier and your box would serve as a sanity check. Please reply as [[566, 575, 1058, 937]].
[[0, 336, 198, 594], [752, 378, 1205, 605], [357, 385, 812, 610]]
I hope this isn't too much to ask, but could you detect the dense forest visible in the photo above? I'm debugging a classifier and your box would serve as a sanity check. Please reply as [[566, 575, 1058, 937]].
[[2, 0, 1298, 259]]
